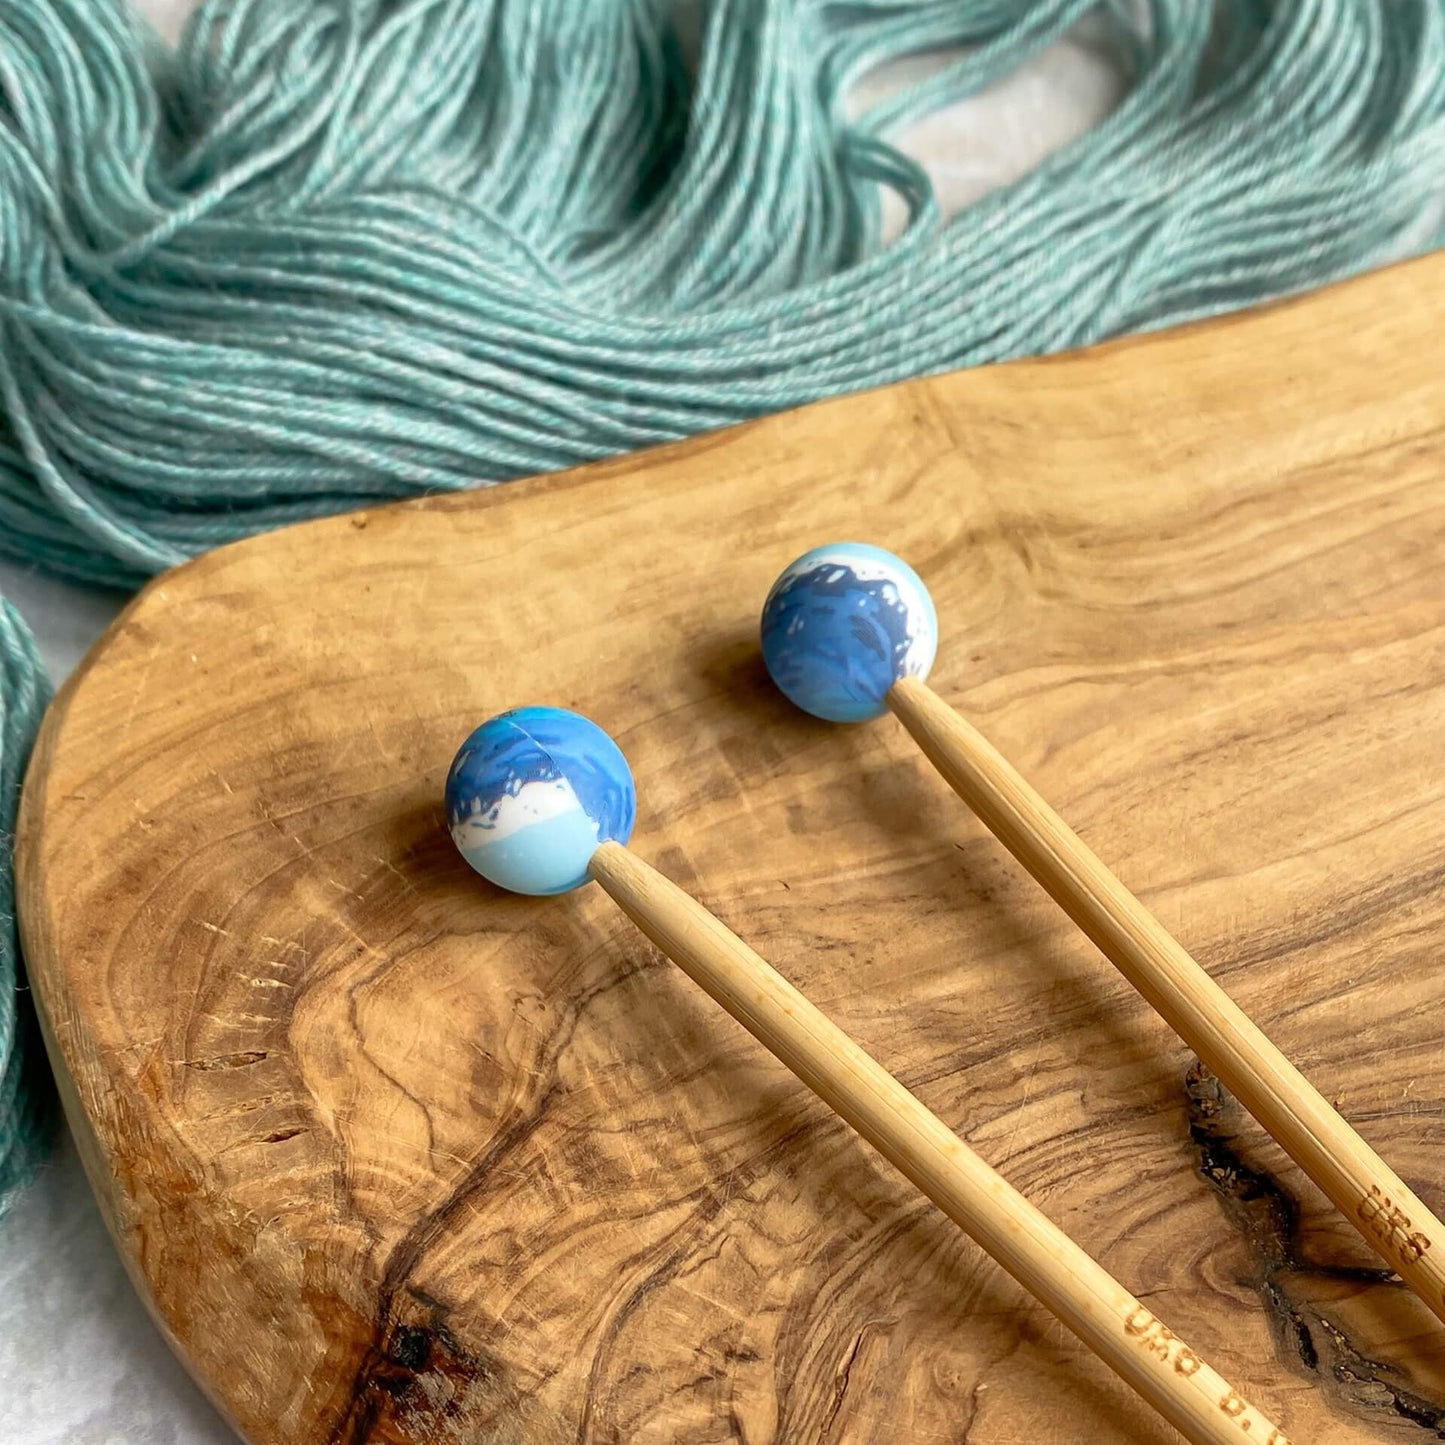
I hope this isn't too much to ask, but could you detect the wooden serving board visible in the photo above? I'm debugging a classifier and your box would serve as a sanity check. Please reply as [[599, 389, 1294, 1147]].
[[17, 256, 1445, 1445]]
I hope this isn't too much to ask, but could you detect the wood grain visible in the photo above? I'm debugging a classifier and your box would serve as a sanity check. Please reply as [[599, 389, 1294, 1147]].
[[589, 841, 1286, 1445], [886, 671, 1445, 1327], [16, 252, 1445, 1444]]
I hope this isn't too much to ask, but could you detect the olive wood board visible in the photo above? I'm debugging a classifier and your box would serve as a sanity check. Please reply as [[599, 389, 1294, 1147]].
[[17, 253, 1445, 1444]]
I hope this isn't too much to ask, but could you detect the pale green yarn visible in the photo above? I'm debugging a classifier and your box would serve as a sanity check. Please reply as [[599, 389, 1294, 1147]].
[[0, 0, 1444, 1209], [1, 0, 1443, 585], [0, 600, 54, 1218]]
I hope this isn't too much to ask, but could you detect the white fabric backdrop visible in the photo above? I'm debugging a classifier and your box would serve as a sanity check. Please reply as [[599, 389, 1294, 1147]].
[[2, 3, 1117, 1439]]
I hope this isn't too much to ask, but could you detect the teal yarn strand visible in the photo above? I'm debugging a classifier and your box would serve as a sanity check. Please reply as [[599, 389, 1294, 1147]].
[[0, 0, 1443, 1205], [0, 600, 54, 1219]]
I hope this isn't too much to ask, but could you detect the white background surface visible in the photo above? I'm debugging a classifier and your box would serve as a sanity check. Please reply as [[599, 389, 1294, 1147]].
[[2, 4, 1117, 1440]]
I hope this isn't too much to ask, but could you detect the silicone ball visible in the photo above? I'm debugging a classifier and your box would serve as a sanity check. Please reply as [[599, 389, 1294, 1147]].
[[445, 707, 636, 895], [760, 542, 938, 722]]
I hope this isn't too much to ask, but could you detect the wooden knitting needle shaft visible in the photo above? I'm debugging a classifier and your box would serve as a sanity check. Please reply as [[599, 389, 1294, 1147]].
[[888, 672, 1445, 1325], [589, 841, 1288, 1445]]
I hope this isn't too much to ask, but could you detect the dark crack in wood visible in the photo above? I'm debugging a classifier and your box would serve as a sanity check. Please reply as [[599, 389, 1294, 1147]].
[[1186, 1060, 1445, 1437]]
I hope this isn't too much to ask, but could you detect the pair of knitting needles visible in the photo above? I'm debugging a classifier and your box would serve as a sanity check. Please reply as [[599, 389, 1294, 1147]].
[[446, 543, 1439, 1443]]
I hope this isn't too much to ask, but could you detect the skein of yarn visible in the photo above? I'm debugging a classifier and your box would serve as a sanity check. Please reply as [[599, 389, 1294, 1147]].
[[0, 602, 53, 1219], [1, 0, 1443, 1214]]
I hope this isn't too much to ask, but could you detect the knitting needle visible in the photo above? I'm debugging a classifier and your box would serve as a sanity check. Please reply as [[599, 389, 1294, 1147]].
[[761, 542, 1445, 1327], [445, 706, 1289, 1445]]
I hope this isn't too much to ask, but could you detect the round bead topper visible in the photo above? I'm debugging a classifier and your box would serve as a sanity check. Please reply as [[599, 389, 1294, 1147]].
[[445, 707, 636, 895], [760, 542, 937, 722]]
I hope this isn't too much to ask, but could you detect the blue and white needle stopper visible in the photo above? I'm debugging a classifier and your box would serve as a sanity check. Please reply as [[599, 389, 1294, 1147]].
[[760, 542, 938, 722], [445, 707, 636, 895]]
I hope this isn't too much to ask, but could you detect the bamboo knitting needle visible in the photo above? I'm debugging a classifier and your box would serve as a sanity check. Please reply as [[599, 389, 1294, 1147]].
[[589, 841, 1289, 1445], [760, 542, 1445, 1328], [445, 706, 1289, 1445]]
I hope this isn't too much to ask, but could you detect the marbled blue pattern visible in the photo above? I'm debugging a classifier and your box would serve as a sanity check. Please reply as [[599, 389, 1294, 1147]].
[[760, 543, 937, 723], [445, 707, 636, 895]]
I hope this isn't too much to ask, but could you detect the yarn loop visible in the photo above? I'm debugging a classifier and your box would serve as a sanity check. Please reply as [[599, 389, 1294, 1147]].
[[0, 600, 54, 1219]]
